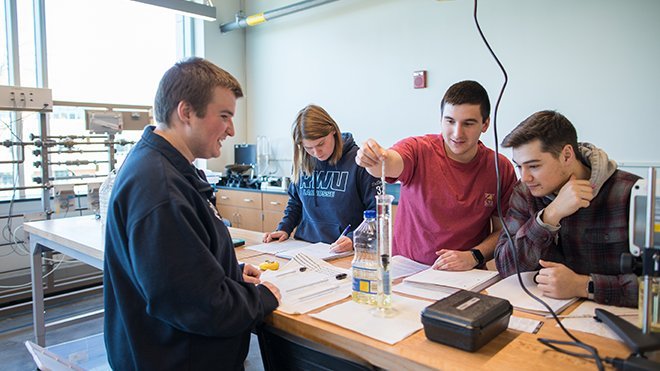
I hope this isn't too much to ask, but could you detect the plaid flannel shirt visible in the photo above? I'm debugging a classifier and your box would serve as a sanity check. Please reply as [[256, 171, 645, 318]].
[[494, 170, 641, 307]]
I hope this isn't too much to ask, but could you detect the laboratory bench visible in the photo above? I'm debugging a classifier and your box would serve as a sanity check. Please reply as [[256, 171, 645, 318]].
[[23, 215, 639, 370]]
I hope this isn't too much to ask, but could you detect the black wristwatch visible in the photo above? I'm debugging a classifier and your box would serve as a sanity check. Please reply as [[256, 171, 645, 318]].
[[587, 276, 595, 300], [470, 249, 485, 267]]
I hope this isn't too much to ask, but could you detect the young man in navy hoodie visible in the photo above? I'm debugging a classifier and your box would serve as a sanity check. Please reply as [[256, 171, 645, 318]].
[[104, 58, 280, 370]]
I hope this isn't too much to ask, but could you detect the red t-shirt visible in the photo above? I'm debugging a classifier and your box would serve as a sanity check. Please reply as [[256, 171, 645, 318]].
[[389, 134, 517, 265]]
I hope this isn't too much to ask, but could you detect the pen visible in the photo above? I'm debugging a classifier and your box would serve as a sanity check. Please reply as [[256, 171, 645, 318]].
[[330, 224, 352, 249]]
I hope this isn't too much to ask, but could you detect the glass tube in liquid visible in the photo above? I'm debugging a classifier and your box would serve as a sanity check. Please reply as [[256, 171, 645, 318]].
[[372, 194, 397, 317]]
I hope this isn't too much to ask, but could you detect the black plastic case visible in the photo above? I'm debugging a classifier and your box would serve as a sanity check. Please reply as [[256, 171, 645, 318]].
[[421, 290, 512, 352]]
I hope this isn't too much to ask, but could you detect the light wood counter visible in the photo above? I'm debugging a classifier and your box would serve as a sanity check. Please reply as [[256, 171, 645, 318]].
[[236, 230, 634, 370]]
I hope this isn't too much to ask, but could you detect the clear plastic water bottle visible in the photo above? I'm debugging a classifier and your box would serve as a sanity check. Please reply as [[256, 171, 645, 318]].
[[351, 210, 378, 305], [98, 169, 117, 225]]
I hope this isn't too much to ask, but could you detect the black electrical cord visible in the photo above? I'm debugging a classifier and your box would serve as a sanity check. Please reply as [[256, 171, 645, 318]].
[[472, 1, 604, 369], [1, 115, 24, 250], [1, 111, 41, 255]]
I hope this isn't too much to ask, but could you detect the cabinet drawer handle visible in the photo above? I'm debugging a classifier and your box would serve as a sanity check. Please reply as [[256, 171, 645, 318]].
[[242, 198, 253, 203], [220, 196, 229, 200], [269, 201, 281, 205]]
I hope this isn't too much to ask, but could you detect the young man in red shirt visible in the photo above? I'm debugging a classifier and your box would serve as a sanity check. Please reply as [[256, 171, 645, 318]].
[[356, 80, 517, 270]]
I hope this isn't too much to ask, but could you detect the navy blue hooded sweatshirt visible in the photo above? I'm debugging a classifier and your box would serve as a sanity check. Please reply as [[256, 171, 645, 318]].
[[104, 126, 278, 370], [277, 132, 380, 242]]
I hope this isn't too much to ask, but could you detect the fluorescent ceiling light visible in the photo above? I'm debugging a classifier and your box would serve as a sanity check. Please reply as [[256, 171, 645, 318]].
[[132, 0, 216, 21]]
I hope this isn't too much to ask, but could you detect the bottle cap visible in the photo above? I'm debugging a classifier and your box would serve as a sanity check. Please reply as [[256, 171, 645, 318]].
[[364, 210, 376, 219]]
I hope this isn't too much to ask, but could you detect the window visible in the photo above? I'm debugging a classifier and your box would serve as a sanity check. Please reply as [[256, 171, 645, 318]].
[[1, 2, 16, 197], [46, 0, 179, 104], [0, 0, 190, 201]]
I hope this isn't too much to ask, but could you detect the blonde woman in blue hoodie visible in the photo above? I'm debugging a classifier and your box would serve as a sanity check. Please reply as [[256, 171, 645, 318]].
[[263, 104, 380, 252]]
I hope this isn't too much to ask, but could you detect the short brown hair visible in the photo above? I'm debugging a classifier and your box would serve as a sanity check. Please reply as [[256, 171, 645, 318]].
[[291, 105, 343, 183], [440, 80, 490, 122], [154, 57, 243, 126], [502, 110, 580, 159]]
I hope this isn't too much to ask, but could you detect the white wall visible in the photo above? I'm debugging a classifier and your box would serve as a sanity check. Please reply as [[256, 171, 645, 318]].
[[236, 0, 660, 176], [203, 0, 249, 172]]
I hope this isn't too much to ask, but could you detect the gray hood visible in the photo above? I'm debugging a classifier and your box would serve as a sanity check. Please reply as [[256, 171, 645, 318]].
[[579, 142, 617, 196]]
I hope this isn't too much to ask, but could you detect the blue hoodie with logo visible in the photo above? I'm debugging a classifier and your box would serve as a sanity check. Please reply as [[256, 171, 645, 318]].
[[277, 132, 380, 243]]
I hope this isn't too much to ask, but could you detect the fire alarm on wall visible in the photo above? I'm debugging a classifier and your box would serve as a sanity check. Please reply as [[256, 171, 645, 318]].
[[413, 70, 427, 89]]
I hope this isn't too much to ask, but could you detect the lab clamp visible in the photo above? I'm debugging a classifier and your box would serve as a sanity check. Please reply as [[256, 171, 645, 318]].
[[598, 167, 660, 370], [1, 116, 134, 216]]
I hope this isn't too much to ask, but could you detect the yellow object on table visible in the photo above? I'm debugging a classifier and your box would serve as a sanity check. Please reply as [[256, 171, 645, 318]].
[[259, 260, 280, 271]]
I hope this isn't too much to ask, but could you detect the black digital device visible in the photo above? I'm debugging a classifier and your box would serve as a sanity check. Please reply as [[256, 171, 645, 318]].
[[232, 238, 245, 247], [421, 290, 512, 352], [234, 144, 256, 166]]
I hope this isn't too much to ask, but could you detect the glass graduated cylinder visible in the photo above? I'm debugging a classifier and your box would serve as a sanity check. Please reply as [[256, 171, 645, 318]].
[[376, 194, 394, 312]]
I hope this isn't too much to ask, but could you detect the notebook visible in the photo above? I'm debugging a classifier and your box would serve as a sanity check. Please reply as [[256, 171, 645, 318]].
[[275, 242, 354, 261], [390, 255, 431, 279], [402, 267, 501, 292], [485, 271, 578, 315], [260, 253, 351, 314], [245, 239, 311, 254]]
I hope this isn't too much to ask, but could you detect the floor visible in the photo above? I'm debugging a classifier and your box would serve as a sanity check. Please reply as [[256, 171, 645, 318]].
[[0, 289, 265, 370]]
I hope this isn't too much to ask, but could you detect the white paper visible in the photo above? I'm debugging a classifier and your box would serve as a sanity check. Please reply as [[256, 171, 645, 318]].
[[246, 239, 312, 254], [310, 294, 428, 345], [390, 255, 430, 280], [556, 301, 638, 341], [485, 271, 577, 315], [275, 242, 353, 261], [392, 281, 458, 301], [403, 267, 500, 292], [261, 254, 351, 314], [508, 316, 543, 333]]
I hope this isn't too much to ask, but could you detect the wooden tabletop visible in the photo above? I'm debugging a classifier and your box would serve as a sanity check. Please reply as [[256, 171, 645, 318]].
[[22, 217, 638, 369], [235, 231, 635, 371]]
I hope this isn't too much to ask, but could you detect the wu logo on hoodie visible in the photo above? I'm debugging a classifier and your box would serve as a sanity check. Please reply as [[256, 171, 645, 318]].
[[300, 170, 349, 197]]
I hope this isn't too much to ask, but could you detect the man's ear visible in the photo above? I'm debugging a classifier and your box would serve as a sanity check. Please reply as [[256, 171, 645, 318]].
[[176, 101, 193, 124], [481, 117, 490, 133], [561, 144, 574, 163]]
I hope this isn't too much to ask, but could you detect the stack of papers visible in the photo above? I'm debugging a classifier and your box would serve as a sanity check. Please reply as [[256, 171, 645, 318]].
[[247, 239, 310, 254], [394, 268, 500, 301], [555, 301, 638, 341], [393, 282, 457, 301], [390, 255, 430, 280], [261, 253, 351, 314], [310, 294, 428, 345], [247, 239, 353, 261], [275, 242, 353, 261], [485, 271, 577, 315]]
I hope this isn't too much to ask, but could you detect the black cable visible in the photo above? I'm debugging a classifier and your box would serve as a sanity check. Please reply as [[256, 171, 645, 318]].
[[1, 111, 40, 255], [0, 111, 39, 143], [1, 115, 22, 250], [472, 1, 604, 369]]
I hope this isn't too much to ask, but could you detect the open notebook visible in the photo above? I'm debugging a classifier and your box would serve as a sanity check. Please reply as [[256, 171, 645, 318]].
[[260, 253, 351, 314], [402, 267, 501, 292], [246, 239, 353, 261], [275, 242, 353, 261], [485, 271, 578, 315]]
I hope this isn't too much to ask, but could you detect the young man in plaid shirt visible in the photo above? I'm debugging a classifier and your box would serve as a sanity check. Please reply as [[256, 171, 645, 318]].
[[494, 110, 640, 307]]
